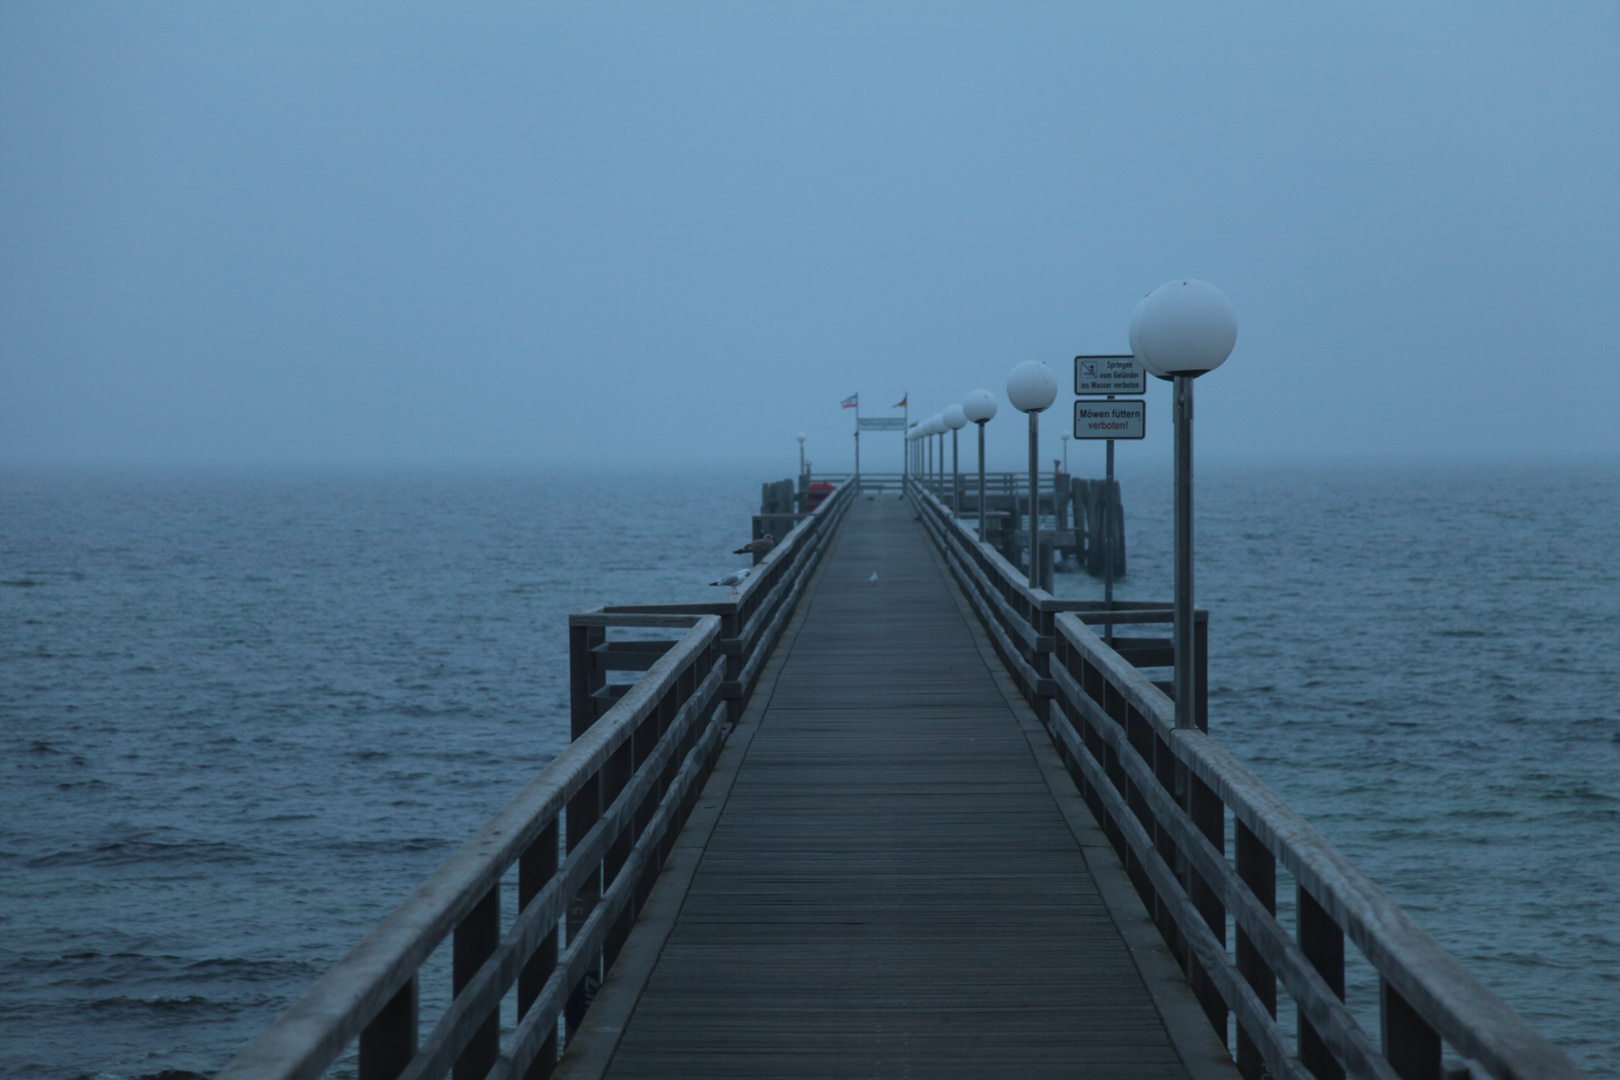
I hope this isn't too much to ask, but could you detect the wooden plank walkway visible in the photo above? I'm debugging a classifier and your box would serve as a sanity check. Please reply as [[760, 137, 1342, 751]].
[[575, 497, 1219, 1079]]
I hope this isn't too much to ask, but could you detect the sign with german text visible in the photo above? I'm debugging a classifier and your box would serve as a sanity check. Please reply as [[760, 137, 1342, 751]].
[[856, 417, 907, 431], [1074, 400, 1146, 439], [1074, 355, 1146, 396]]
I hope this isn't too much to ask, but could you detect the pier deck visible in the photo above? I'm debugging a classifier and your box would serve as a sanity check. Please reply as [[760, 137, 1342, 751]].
[[561, 497, 1226, 1079]]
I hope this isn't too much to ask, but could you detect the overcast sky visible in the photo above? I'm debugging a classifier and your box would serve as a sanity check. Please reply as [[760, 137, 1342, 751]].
[[3, 3, 1616, 475]]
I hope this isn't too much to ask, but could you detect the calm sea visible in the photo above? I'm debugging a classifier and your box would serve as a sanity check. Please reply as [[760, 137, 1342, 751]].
[[2, 463, 1615, 1078]]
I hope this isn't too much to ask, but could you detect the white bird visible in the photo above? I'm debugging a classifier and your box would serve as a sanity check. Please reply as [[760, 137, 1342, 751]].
[[709, 567, 752, 598], [869, 571, 879, 585]]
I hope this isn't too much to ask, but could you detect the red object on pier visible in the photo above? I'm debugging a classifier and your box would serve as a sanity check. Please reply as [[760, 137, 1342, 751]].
[[806, 482, 834, 508]]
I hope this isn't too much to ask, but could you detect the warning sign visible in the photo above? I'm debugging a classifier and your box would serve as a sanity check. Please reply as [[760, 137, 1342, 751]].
[[1074, 400, 1146, 440], [1074, 355, 1146, 396]]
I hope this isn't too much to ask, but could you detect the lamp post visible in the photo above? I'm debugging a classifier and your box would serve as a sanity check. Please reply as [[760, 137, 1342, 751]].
[[944, 405, 967, 515], [796, 432, 807, 477], [962, 390, 997, 539], [925, 418, 934, 490], [1130, 279, 1237, 731], [1060, 432, 1070, 474], [927, 414, 944, 497], [1006, 361, 1059, 589]]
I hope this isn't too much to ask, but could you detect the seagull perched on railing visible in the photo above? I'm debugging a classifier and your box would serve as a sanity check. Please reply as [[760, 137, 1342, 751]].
[[733, 533, 775, 556], [709, 567, 752, 598]]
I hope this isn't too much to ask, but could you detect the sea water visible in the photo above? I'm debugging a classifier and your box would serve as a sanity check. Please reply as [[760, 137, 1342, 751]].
[[2, 463, 1615, 1077]]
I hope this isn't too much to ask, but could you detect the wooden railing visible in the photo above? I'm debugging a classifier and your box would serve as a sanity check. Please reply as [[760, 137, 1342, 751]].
[[217, 480, 853, 1080], [908, 479, 1587, 1080]]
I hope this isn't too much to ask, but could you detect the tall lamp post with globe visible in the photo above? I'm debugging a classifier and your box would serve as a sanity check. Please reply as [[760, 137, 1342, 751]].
[[926, 414, 944, 497], [796, 433, 807, 477], [944, 405, 967, 515], [1006, 361, 1059, 589], [1129, 279, 1237, 731], [961, 390, 998, 540]]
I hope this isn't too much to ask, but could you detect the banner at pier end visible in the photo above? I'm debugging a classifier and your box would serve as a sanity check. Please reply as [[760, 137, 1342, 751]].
[[856, 417, 907, 431]]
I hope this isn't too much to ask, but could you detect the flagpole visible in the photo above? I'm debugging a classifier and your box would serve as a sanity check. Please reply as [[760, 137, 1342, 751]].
[[853, 395, 861, 492]]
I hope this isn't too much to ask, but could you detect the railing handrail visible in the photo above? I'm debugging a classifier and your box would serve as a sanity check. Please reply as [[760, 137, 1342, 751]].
[[217, 614, 722, 1080], [220, 479, 855, 1080], [1056, 611, 1582, 1080], [906, 476, 1588, 1080]]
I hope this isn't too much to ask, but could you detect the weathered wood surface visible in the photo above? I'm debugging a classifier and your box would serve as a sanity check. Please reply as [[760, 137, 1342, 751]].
[[595, 499, 1198, 1079]]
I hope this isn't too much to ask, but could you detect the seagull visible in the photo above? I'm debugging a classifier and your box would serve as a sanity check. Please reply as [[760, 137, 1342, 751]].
[[709, 567, 752, 598], [732, 533, 775, 556], [869, 571, 879, 585]]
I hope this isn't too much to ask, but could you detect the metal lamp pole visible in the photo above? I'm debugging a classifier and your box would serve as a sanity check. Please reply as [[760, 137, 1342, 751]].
[[952, 428, 960, 514], [962, 390, 997, 540], [1130, 279, 1237, 731], [1027, 411, 1039, 585], [1173, 374, 1195, 726], [944, 405, 967, 516], [1006, 363, 1059, 589]]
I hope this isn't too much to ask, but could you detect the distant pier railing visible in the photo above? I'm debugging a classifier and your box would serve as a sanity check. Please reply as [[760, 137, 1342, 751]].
[[217, 481, 855, 1080], [813, 468, 1126, 585], [908, 478, 1587, 1080]]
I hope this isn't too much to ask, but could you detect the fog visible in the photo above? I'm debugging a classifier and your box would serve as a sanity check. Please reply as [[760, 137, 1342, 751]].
[[3, 3, 1616, 476]]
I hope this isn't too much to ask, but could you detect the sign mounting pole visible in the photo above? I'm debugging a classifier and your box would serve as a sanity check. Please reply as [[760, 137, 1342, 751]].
[[1074, 355, 1147, 645]]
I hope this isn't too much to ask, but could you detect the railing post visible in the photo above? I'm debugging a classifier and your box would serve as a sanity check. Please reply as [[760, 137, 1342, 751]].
[[1298, 885, 1347, 1080], [1235, 819, 1277, 1080], [518, 822, 560, 1080], [359, 976, 417, 1080], [569, 622, 605, 735], [452, 885, 500, 1080], [602, 733, 636, 967], [1186, 770, 1228, 1041], [1381, 980, 1442, 1080]]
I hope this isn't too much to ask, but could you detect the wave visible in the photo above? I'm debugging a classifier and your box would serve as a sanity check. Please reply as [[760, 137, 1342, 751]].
[[25, 839, 259, 869]]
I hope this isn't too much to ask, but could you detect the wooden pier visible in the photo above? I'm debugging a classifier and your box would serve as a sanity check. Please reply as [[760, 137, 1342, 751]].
[[557, 497, 1222, 1079], [219, 478, 1589, 1080]]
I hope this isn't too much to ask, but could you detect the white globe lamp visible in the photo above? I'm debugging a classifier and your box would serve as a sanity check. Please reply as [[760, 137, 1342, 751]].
[[961, 390, 997, 425], [1006, 360, 1059, 414], [1129, 279, 1237, 380]]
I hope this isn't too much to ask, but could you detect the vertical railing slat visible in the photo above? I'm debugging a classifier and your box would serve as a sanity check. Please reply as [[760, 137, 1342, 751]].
[[1186, 770, 1228, 1041], [1381, 980, 1442, 1080], [1298, 885, 1347, 1080], [1234, 819, 1277, 1080], [518, 822, 560, 1080], [359, 976, 418, 1080], [452, 886, 500, 1080]]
